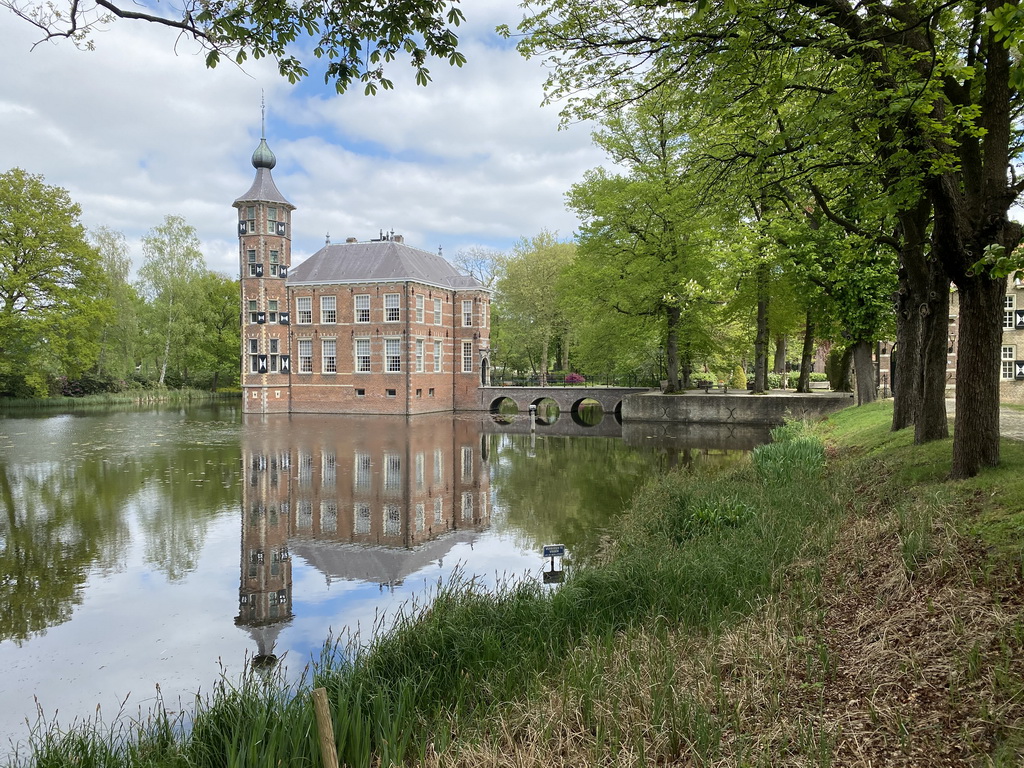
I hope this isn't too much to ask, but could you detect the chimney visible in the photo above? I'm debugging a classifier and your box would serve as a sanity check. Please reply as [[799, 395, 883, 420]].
[[393, 234, 404, 243], [346, 237, 358, 243]]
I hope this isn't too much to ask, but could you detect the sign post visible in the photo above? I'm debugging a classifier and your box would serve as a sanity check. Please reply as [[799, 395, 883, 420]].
[[542, 544, 565, 584]]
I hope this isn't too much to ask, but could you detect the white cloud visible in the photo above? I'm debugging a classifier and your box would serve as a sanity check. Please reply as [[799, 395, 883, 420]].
[[0, 0, 605, 279]]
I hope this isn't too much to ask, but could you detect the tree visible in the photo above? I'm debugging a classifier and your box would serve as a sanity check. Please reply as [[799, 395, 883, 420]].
[[89, 226, 141, 381], [566, 95, 727, 392], [452, 245, 503, 289], [0, 168, 105, 397], [192, 271, 241, 390], [513, 0, 1023, 478], [4, 0, 466, 94], [137, 215, 207, 385], [493, 232, 576, 384]]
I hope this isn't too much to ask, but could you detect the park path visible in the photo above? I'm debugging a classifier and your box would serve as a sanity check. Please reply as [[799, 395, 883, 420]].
[[943, 399, 1024, 441]]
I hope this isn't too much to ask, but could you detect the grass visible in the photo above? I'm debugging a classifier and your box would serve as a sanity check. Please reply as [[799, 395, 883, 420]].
[[7, 403, 1024, 767], [0, 389, 239, 412]]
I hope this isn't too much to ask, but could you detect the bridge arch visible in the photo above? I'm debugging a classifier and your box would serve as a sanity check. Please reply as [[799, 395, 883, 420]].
[[488, 395, 519, 415]]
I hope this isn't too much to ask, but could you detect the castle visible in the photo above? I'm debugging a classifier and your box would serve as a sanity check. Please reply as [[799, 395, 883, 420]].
[[236, 136, 491, 414]]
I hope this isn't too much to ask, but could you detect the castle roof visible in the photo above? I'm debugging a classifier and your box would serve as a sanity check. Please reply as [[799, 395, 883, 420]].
[[289, 239, 486, 291], [234, 138, 294, 208]]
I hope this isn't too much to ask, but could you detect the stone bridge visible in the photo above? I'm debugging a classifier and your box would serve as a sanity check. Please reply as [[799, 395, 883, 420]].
[[473, 386, 651, 424]]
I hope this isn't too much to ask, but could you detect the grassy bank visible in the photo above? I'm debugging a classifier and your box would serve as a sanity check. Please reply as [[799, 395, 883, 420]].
[[0, 389, 240, 412], [9, 404, 1024, 766]]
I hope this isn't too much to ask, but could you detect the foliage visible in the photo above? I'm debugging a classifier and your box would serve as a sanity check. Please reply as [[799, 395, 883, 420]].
[[3, 0, 467, 95], [730, 365, 747, 390], [137, 216, 208, 386], [492, 231, 576, 381], [0, 168, 107, 398]]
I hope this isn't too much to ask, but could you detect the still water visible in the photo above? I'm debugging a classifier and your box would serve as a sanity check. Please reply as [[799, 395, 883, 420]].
[[0, 404, 769, 751]]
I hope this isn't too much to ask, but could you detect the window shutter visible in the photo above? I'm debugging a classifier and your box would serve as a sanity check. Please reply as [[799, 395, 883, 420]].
[[280, 355, 290, 373], [276, 222, 287, 236], [254, 264, 264, 277], [258, 355, 268, 373], [1016, 310, 1024, 330], [279, 312, 290, 325], [279, 265, 288, 279], [256, 312, 266, 324], [238, 221, 247, 235], [1016, 361, 1024, 380]]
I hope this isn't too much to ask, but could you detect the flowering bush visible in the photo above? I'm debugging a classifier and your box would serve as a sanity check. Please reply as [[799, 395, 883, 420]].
[[564, 372, 586, 384]]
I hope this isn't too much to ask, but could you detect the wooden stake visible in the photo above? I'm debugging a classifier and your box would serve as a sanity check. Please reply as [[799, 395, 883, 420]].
[[312, 687, 340, 768]]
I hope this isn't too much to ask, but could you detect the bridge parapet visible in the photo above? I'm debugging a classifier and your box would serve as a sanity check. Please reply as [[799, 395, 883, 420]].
[[471, 386, 651, 419]]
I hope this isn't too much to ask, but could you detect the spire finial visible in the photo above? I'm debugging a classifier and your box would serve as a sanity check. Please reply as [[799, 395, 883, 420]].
[[326, 232, 331, 246], [261, 90, 266, 139]]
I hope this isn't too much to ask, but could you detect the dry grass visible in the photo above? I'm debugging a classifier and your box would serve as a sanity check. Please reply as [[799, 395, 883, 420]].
[[424, 474, 1024, 767]]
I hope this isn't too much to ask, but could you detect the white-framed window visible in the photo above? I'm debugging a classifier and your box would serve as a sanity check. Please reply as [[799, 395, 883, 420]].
[[384, 504, 402, 536], [1005, 295, 1016, 330], [462, 299, 473, 327], [268, 338, 279, 372], [1003, 345, 1015, 380], [354, 452, 371, 490], [247, 249, 259, 277], [434, 298, 443, 325], [461, 491, 474, 521], [384, 452, 402, 491], [355, 338, 371, 373], [248, 299, 259, 324], [267, 206, 278, 234], [267, 299, 278, 324], [385, 338, 402, 372], [269, 250, 279, 277], [416, 294, 424, 323], [248, 338, 259, 373], [296, 296, 312, 324], [433, 448, 443, 484], [385, 293, 401, 322], [434, 497, 443, 523], [354, 503, 371, 535], [415, 452, 424, 489], [415, 503, 425, 533], [322, 339, 337, 373], [416, 339, 424, 372], [461, 445, 473, 482], [462, 340, 473, 373], [355, 294, 370, 323], [434, 340, 443, 372], [243, 206, 256, 235], [321, 295, 337, 324], [297, 338, 313, 373]]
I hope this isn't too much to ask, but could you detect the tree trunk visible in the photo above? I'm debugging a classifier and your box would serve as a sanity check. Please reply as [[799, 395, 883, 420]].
[[828, 346, 853, 392], [915, 260, 951, 443], [797, 309, 814, 393], [950, 275, 1003, 478], [664, 305, 681, 393], [852, 339, 877, 405], [752, 263, 769, 394], [539, 337, 549, 386], [772, 335, 787, 374]]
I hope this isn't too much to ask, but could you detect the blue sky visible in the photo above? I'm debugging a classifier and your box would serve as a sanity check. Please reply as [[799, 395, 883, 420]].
[[0, 1, 605, 277]]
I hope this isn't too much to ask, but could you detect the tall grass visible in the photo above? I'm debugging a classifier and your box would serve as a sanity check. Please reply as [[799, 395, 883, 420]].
[[8, 422, 835, 768], [0, 390, 238, 412]]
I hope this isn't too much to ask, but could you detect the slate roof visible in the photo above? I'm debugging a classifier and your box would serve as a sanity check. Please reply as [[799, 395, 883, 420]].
[[234, 167, 293, 208], [289, 240, 486, 290]]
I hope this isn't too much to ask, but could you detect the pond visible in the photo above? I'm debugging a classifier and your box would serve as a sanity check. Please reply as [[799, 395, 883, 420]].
[[0, 404, 770, 753]]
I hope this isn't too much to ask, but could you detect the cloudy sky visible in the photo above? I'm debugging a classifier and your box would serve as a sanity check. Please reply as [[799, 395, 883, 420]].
[[0, 2, 605, 278]]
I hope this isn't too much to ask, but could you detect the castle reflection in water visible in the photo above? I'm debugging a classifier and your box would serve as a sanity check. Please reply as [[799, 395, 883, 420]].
[[235, 413, 491, 663]]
